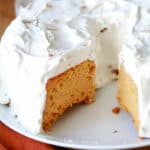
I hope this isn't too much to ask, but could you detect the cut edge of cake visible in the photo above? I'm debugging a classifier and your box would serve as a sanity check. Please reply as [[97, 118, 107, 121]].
[[42, 60, 96, 131], [117, 64, 140, 131]]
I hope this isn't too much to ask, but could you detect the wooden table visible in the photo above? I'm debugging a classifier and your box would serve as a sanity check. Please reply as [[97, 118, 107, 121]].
[[0, 0, 15, 37], [0, 0, 150, 149]]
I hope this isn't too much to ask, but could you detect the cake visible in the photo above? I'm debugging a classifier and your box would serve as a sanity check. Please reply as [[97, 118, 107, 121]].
[[117, 7, 150, 137], [0, 0, 147, 135], [0, 0, 96, 133]]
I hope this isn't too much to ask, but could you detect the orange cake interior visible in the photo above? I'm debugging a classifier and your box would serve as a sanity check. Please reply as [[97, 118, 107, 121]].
[[117, 64, 140, 130], [42, 60, 96, 130]]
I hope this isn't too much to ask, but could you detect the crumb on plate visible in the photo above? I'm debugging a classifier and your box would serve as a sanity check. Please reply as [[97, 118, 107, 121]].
[[112, 107, 120, 114]]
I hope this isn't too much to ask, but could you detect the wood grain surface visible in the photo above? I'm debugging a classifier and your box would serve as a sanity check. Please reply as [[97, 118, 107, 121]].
[[0, 0, 15, 37], [0, 0, 150, 150]]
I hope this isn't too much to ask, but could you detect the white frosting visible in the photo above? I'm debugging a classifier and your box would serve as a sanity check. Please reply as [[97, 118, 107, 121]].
[[0, 0, 139, 134], [68, 0, 137, 87], [87, 0, 137, 87], [120, 6, 150, 137]]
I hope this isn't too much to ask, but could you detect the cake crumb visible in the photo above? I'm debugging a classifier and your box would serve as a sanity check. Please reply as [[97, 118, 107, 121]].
[[22, 19, 33, 24], [112, 69, 119, 75], [100, 27, 107, 33], [14, 114, 18, 118], [112, 107, 120, 114], [46, 3, 53, 8], [138, 136, 144, 140], [5, 102, 10, 107], [108, 65, 112, 68], [132, 119, 135, 123], [81, 6, 87, 9], [49, 53, 54, 57], [113, 130, 118, 133], [112, 78, 118, 81]]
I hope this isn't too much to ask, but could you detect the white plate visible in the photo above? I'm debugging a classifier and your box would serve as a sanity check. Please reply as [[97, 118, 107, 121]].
[[0, 81, 150, 149]]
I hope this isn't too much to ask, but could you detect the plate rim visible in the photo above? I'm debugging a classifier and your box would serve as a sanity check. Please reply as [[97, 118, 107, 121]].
[[1, 82, 150, 149], [1, 119, 150, 150]]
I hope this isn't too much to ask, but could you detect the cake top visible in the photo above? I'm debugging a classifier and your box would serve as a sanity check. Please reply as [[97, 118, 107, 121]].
[[0, 0, 137, 57], [0, 0, 137, 87]]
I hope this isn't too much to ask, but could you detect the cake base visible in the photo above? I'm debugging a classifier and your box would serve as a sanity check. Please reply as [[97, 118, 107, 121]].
[[42, 60, 95, 131], [117, 64, 140, 130]]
